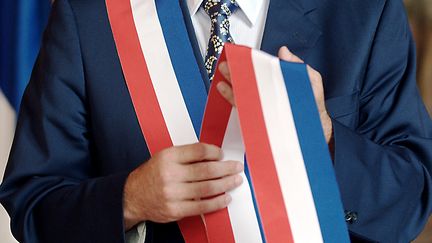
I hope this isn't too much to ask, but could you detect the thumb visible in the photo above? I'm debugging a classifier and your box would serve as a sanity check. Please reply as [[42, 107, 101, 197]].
[[278, 46, 304, 63]]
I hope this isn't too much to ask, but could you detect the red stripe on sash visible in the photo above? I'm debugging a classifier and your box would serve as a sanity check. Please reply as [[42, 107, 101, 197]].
[[105, 0, 170, 152], [223, 44, 295, 243], [200, 52, 236, 243], [105, 0, 207, 242]]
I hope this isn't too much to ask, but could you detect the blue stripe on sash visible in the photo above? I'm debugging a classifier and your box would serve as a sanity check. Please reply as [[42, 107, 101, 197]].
[[155, 0, 208, 136], [244, 155, 266, 243], [280, 62, 350, 242]]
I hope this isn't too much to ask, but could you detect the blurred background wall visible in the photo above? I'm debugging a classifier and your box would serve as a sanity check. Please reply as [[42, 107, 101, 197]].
[[0, 1, 51, 242], [406, 0, 432, 116], [405, 1, 432, 242], [405, 0, 432, 243]]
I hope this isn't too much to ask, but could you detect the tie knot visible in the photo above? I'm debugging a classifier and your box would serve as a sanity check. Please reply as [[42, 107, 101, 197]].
[[203, 0, 239, 19]]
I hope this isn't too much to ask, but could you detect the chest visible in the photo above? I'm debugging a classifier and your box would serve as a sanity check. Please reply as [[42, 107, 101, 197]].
[[76, 0, 378, 175]]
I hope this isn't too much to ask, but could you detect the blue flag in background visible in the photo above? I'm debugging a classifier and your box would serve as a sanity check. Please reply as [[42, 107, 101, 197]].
[[0, 0, 51, 112], [0, 2, 51, 243]]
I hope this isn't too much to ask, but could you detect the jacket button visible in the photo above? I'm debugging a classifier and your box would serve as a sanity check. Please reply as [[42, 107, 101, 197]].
[[344, 211, 358, 224]]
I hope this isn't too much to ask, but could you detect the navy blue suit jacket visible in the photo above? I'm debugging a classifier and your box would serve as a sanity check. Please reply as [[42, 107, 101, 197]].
[[1, 0, 432, 242]]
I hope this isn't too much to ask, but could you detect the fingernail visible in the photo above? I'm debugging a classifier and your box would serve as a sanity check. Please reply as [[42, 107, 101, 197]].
[[282, 46, 290, 53], [279, 46, 294, 61], [283, 46, 292, 56], [225, 194, 232, 204], [217, 82, 227, 93], [218, 62, 227, 72]]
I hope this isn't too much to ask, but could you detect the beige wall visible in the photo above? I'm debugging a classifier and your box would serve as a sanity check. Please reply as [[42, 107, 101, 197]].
[[405, 0, 432, 241], [0, 91, 18, 243], [406, 0, 432, 115]]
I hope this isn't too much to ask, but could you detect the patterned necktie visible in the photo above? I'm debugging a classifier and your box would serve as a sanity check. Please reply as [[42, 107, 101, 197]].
[[203, 0, 239, 81]]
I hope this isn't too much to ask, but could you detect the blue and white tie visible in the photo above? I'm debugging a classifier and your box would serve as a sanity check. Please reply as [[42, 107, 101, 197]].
[[203, 0, 239, 81]]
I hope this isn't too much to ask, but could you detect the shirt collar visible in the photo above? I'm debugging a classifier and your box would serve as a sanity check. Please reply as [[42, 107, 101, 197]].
[[187, 0, 264, 26]]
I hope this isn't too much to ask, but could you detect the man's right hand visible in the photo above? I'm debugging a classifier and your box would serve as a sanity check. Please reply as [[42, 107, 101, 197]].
[[122, 143, 244, 230]]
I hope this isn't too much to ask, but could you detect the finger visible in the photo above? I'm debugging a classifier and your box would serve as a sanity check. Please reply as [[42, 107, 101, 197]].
[[278, 46, 304, 63], [217, 81, 236, 106], [278, 47, 321, 82], [307, 65, 322, 83], [218, 62, 231, 82], [181, 174, 243, 199], [175, 193, 232, 218], [165, 143, 223, 164], [184, 160, 243, 182]]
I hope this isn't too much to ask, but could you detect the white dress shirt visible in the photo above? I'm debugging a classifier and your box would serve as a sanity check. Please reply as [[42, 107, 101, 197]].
[[187, 0, 270, 58], [128, 1, 269, 242]]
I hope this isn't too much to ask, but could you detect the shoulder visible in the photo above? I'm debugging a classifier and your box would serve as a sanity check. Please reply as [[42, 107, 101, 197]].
[[51, 0, 114, 43], [66, 0, 106, 11], [317, 0, 387, 23], [64, 0, 108, 20], [322, 0, 405, 15], [314, 0, 408, 40], [52, 0, 109, 27], [328, 0, 408, 26], [47, 0, 120, 76]]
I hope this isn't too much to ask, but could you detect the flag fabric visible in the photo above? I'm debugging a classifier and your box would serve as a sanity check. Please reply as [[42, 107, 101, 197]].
[[0, 0, 51, 112], [105, 0, 350, 242], [0, 1, 51, 242]]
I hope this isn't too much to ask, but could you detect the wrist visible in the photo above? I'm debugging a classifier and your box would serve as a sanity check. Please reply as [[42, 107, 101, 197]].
[[123, 171, 144, 231], [123, 205, 141, 231]]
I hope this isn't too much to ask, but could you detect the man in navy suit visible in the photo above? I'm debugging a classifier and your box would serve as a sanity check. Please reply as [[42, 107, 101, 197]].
[[1, 0, 432, 242]]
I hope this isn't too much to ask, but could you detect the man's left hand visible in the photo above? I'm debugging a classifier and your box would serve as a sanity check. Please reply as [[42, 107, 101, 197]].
[[216, 46, 333, 144]]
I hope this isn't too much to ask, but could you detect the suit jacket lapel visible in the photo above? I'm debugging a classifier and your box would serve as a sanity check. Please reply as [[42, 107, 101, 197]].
[[261, 0, 323, 60], [179, 0, 211, 92]]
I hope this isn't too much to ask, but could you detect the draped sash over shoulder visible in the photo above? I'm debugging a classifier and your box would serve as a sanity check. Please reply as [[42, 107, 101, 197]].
[[105, 1, 348, 242]]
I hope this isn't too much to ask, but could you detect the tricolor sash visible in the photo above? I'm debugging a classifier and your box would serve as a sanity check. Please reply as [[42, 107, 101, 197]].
[[105, 0, 208, 242], [202, 44, 350, 243], [105, 0, 349, 242]]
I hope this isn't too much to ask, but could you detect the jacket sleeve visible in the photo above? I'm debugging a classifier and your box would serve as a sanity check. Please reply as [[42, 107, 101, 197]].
[[0, 0, 129, 242], [332, 0, 432, 242]]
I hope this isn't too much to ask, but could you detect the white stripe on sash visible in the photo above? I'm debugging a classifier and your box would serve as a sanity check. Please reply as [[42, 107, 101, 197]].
[[251, 50, 323, 243], [130, 0, 197, 145], [221, 109, 263, 243]]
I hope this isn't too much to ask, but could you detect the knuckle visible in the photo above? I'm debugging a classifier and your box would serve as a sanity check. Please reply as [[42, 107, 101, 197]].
[[161, 186, 173, 200], [194, 143, 208, 160], [228, 161, 240, 173], [198, 185, 208, 197], [159, 168, 173, 183], [166, 203, 181, 219], [159, 148, 175, 163], [221, 177, 235, 191], [202, 163, 215, 178], [188, 164, 199, 179], [198, 183, 212, 196]]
